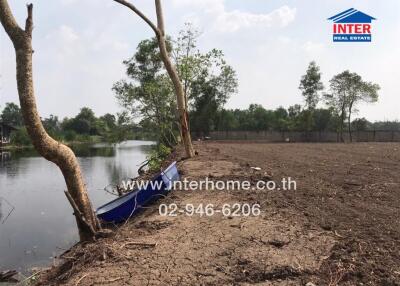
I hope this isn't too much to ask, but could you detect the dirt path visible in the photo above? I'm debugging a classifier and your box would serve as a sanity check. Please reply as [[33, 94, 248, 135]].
[[38, 142, 400, 285]]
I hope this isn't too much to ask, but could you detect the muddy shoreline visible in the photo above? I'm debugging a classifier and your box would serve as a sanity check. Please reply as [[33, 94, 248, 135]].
[[35, 141, 400, 285]]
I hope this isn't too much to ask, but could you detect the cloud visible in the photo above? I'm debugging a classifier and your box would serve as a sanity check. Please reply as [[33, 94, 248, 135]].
[[172, 0, 223, 10], [60, 0, 78, 6], [278, 36, 292, 44], [216, 6, 296, 32], [302, 41, 324, 53], [43, 25, 81, 60], [172, 0, 296, 32], [60, 25, 78, 42]]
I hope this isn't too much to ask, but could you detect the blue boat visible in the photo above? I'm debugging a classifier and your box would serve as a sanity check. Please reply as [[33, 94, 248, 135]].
[[96, 161, 179, 223]]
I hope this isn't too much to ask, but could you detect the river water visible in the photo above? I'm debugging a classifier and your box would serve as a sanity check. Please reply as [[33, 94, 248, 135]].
[[0, 140, 153, 272]]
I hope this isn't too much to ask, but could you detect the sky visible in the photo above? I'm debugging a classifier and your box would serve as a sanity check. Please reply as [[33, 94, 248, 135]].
[[0, 0, 399, 122]]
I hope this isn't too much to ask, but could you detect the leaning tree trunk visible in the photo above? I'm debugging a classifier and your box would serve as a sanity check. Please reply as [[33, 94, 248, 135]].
[[0, 1, 100, 241], [155, 0, 194, 157], [113, 0, 195, 158]]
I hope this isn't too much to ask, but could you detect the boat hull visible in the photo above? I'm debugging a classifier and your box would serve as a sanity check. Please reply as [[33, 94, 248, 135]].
[[96, 161, 179, 223]]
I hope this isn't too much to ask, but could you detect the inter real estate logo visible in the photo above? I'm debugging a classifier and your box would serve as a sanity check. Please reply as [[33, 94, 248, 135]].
[[328, 8, 376, 42]]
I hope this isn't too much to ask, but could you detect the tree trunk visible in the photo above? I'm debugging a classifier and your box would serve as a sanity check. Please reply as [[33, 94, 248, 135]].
[[0, 1, 100, 241], [348, 102, 353, 143], [155, 0, 194, 158], [112, 0, 195, 158], [339, 112, 344, 143], [348, 111, 352, 143]]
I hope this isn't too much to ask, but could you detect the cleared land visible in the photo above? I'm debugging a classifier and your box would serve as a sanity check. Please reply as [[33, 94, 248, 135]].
[[38, 142, 400, 285]]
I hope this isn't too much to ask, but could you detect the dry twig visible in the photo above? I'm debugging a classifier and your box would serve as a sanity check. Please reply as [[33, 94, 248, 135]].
[[120, 241, 157, 249], [75, 273, 88, 286]]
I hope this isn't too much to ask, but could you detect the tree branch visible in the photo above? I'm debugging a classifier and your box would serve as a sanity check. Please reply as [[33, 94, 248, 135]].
[[64, 191, 96, 238], [113, 0, 159, 36], [25, 3, 33, 36], [0, 0, 25, 41]]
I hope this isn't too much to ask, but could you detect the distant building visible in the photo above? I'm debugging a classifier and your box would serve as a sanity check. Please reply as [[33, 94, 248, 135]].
[[0, 122, 17, 145]]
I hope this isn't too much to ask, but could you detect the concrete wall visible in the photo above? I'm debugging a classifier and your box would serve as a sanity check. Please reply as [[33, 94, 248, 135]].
[[207, 130, 400, 143]]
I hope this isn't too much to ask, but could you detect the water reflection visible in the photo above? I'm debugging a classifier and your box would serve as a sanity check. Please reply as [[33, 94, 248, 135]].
[[0, 199, 3, 222], [0, 140, 153, 272], [70, 143, 115, 157]]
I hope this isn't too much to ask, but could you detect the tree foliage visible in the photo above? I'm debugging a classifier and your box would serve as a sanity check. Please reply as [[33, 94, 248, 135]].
[[299, 61, 324, 132], [114, 24, 238, 142], [1, 102, 23, 126], [215, 105, 357, 134], [1, 102, 143, 145], [299, 61, 324, 110], [113, 37, 178, 146], [324, 70, 379, 141]]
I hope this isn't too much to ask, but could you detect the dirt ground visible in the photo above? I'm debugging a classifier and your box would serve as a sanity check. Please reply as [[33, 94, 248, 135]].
[[37, 142, 400, 286]]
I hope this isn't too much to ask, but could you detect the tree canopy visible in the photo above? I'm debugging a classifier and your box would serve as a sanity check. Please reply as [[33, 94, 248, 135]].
[[0, 102, 23, 126], [299, 61, 324, 110], [114, 24, 238, 142], [324, 70, 379, 141]]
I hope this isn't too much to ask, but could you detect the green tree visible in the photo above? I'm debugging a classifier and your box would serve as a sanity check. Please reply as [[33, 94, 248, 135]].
[[112, 0, 195, 157], [299, 61, 324, 132], [113, 38, 178, 146], [62, 107, 99, 135], [174, 24, 237, 135], [215, 109, 239, 131], [99, 113, 116, 130], [114, 28, 237, 142], [174, 24, 237, 112], [313, 108, 334, 132], [373, 121, 400, 131], [324, 71, 379, 142], [42, 114, 62, 140], [347, 78, 379, 141], [272, 107, 289, 131], [10, 127, 31, 146], [287, 104, 302, 131], [190, 64, 237, 135], [352, 118, 370, 132], [1, 102, 23, 126], [173, 22, 202, 108]]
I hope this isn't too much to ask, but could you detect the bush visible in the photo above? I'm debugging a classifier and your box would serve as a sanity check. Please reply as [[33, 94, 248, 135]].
[[75, 134, 92, 143], [10, 127, 32, 146], [64, 130, 77, 142], [147, 144, 171, 172]]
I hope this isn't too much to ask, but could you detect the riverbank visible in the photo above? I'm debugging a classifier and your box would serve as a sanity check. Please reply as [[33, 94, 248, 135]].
[[0, 137, 103, 150], [35, 141, 400, 285], [0, 144, 33, 151], [0, 140, 154, 280]]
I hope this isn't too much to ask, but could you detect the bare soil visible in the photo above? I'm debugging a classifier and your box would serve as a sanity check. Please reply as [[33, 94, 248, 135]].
[[37, 142, 400, 286]]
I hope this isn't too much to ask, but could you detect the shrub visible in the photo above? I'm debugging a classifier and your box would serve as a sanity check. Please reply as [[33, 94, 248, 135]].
[[147, 144, 171, 172], [64, 130, 77, 142], [10, 127, 32, 146]]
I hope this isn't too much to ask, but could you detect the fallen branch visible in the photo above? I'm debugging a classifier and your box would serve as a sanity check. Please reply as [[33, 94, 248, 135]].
[[344, 180, 362, 186], [75, 273, 88, 286], [0, 270, 18, 282], [100, 277, 123, 284], [120, 241, 157, 249], [16, 269, 45, 285], [334, 230, 344, 238], [64, 191, 96, 238]]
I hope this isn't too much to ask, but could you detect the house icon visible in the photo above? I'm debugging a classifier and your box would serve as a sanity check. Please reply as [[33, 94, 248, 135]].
[[328, 8, 376, 23], [328, 8, 376, 42]]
